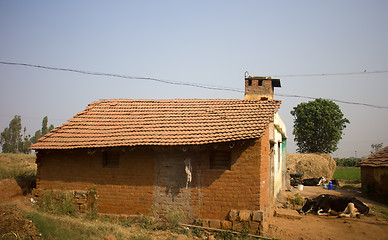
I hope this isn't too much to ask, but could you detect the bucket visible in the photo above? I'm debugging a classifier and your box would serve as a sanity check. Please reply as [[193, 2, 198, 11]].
[[298, 184, 303, 191]]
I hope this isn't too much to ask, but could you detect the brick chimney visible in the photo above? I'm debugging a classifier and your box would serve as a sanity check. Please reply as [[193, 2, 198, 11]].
[[244, 75, 281, 100]]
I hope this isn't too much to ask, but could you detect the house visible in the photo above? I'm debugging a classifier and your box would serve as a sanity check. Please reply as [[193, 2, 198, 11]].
[[30, 76, 286, 231], [359, 146, 388, 195]]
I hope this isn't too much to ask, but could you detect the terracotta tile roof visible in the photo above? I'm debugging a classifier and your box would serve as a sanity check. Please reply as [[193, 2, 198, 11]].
[[30, 99, 281, 150], [359, 146, 388, 167]]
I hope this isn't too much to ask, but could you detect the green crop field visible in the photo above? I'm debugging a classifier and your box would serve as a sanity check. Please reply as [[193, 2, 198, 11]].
[[333, 167, 361, 181]]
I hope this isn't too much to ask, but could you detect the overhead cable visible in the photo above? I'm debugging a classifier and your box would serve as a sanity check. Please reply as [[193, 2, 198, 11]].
[[1, 61, 387, 109], [0, 61, 242, 93], [272, 70, 388, 78]]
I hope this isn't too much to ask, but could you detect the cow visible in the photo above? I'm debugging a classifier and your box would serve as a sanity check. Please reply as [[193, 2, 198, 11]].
[[302, 176, 326, 186], [331, 179, 340, 188], [298, 194, 369, 218]]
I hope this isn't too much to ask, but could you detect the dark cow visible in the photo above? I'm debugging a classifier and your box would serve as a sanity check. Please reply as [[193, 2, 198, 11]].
[[331, 179, 340, 188], [302, 176, 326, 186], [298, 194, 369, 218]]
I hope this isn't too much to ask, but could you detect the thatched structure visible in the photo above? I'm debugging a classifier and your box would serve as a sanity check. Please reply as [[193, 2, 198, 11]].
[[287, 153, 336, 180]]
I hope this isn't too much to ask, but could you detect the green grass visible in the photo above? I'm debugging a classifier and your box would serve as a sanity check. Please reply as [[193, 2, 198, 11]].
[[0, 153, 36, 179], [37, 190, 78, 216], [333, 167, 361, 181], [23, 211, 152, 240]]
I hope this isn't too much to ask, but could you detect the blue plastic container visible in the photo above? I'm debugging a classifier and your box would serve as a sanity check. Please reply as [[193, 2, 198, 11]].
[[328, 181, 333, 190]]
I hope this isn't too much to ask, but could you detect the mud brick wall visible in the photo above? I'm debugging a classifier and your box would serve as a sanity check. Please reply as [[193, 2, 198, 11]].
[[37, 149, 155, 215], [37, 127, 271, 221], [192, 127, 271, 220], [153, 152, 193, 219], [361, 166, 388, 195]]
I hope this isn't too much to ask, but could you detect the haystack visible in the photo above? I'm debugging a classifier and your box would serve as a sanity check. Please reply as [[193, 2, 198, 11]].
[[287, 153, 336, 180]]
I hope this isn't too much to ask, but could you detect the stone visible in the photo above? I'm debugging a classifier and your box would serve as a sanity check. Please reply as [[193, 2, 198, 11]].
[[232, 221, 245, 232], [248, 221, 260, 234], [252, 210, 264, 222], [238, 210, 252, 221], [201, 219, 210, 228], [274, 209, 302, 220], [209, 219, 221, 229], [221, 220, 232, 230], [228, 209, 238, 221], [194, 219, 204, 226], [104, 235, 116, 240]]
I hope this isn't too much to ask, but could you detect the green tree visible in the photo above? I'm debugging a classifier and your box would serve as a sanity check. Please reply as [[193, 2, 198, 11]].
[[18, 127, 32, 154], [0, 115, 22, 153], [290, 98, 350, 153], [30, 116, 54, 144], [30, 130, 42, 144], [42, 116, 49, 136], [0, 127, 11, 153], [371, 143, 383, 153]]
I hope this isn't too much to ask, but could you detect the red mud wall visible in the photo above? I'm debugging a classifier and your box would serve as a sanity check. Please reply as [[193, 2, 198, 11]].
[[37, 129, 271, 220], [37, 149, 155, 215], [192, 127, 270, 220], [361, 166, 388, 195]]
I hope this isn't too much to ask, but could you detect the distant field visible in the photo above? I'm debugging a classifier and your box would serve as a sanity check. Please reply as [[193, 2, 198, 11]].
[[0, 153, 36, 180], [333, 167, 361, 181]]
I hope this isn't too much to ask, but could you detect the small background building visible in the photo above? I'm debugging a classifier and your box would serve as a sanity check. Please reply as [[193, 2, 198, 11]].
[[359, 146, 388, 195]]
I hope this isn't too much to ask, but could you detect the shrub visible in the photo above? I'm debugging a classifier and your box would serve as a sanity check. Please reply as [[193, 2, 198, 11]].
[[85, 187, 99, 219], [142, 216, 158, 229], [163, 209, 188, 234], [335, 158, 361, 167], [288, 193, 303, 207], [38, 190, 78, 216]]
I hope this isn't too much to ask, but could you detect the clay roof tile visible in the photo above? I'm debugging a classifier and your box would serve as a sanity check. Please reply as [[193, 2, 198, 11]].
[[30, 99, 281, 150]]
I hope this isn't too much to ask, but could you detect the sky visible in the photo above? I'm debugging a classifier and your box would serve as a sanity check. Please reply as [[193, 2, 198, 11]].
[[1, 1, 387, 158]]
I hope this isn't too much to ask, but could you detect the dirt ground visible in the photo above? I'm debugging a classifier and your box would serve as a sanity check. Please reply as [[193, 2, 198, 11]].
[[1, 178, 387, 240], [0, 180, 42, 240], [267, 183, 388, 240]]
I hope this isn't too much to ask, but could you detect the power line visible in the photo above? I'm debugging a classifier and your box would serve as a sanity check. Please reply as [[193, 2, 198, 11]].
[[272, 70, 388, 78], [1, 61, 387, 109], [275, 94, 388, 109], [0, 61, 242, 93]]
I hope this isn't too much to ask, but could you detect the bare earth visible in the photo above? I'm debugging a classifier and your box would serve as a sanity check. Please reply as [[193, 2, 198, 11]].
[[267, 185, 388, 240], [1, 178, 387, 240]]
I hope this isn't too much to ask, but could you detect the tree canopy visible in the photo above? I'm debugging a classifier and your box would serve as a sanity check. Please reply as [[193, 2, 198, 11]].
[[290, 98, 349, 154], [0, 115, 29, 153], [371, 143, 383, 153], [1, 115, 54, 153], [30, 116, 54, 144]]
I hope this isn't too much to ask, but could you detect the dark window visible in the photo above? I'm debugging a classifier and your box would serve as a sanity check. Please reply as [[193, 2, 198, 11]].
[[248, 79, 252, 86], [258, 79, 263, 86], [210, 151, 231, 170], [102, 151, 120, 168]]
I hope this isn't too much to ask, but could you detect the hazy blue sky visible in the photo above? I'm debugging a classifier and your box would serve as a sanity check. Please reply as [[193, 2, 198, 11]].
[[1, 1, 387, 158]]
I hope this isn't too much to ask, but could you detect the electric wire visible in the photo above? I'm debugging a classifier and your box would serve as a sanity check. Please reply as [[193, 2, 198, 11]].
[[272, 70, 388, 78], [1, 61, 387, 109], [0, 61, 242, 93]]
